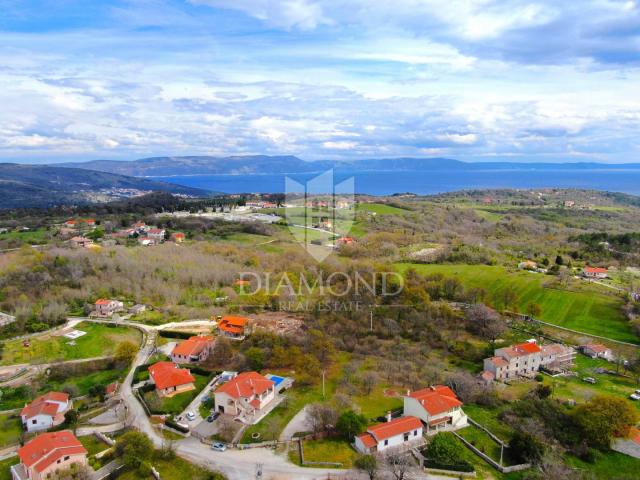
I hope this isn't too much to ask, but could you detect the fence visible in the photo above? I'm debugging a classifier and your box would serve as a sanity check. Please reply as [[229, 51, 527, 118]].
[[453, 432, 531, 474]]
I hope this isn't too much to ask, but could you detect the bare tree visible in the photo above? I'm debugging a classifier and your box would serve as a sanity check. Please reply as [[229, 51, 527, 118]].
[[305, 403, 338, 437], [386, 453, 414, 480]]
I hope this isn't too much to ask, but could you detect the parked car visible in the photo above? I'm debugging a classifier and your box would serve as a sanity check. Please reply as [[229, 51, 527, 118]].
[[206, 412, 220, 423], [212, 442, 226, 452], [582, 377, 597, 384], [630, 393, 640, 401], [186, 411, 196, 421]]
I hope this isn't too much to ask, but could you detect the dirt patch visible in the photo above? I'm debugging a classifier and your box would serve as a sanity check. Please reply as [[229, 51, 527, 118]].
[[249, 311, 305, 336]]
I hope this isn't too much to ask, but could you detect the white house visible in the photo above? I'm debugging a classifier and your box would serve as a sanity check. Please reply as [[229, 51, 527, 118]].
[[403, 386, 468, 434], [214, 372, 275, 422], [581, 343, 614, 361], [583, 266, 609, 279], [20, 392, 71, 433], [355, 416, 423, 454]]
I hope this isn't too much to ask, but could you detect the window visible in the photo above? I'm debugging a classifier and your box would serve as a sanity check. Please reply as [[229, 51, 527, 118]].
[[64, 456, 70, 461], [414, 430, 417, 436], [404, 434, 409, 442], [32, 419, 37, 424], [384, 440, 388, 446]]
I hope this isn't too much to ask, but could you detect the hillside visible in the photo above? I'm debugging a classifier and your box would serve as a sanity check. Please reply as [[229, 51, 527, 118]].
[[53, 155, 640, 177], [0, 163, 209, 209]]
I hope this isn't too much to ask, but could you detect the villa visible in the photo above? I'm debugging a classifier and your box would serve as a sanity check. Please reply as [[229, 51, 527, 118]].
[[94, 298, 124, 317], [11, 431, 87, 480], [214, 371, 276, 422], [583, 266, 609, 279]]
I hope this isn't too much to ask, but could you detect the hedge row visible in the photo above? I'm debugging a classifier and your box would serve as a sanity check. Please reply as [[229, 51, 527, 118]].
[[424, 460, 474, 473], [165, 418, 189, 433], [158, 330, 195, 340]]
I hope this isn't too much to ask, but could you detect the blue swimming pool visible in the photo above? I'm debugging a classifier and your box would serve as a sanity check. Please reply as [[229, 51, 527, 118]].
[[267, 374, 285, 386]]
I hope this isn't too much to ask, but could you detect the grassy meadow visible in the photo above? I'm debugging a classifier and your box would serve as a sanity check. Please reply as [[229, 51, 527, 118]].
[[401, 264, 636, 343]]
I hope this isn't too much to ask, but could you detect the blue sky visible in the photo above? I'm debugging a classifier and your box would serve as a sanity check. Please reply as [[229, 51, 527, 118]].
[[1, 0, 639, 163]]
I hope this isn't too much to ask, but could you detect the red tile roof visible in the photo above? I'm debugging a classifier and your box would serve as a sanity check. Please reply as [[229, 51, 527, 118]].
[[171, 336, 214, 357], [149, 362, 195, 390], [365, 416, 422, 442], [215, 371, 274, 399], [95, 298, 112, 305], [21, 392, 69, 419], [501, 342, 541, 358], [106, 382, 118, 395], [583, 343, 609, 353], [585, 266, 608, 273], [218, 316, 248, 335], [487, 356, 508, 368], [18, 431, 87, 473], [407, 386, 463, 416], [357, 433, 377, 449]]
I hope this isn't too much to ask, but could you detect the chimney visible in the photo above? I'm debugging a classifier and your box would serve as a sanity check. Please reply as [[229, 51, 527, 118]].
[[386, 411, 392, 422], [406, 389, 410, 396]]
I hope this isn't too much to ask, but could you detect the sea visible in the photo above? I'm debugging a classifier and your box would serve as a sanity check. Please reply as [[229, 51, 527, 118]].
[[151, 168, 640, 196]]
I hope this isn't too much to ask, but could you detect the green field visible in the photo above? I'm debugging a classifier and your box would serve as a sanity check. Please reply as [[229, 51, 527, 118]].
[[0, 414, 23, 448], [356, 203, 410, 215], [117, 451, 224, 480], [0, 228, 50, 245], [0, 456, 18, 480], [542, 355, 640, 410], [79, 434, 110, 456], [288, 438, 358, 468], [401, 264, 636, 343], [0, 322, 142, 365]]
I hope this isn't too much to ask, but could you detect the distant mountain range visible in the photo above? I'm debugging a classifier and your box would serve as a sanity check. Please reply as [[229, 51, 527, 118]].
[[0, 163, 209, 209], [54, 155, 640, 177]]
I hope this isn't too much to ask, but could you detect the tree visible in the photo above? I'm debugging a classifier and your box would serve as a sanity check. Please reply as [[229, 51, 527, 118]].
[[355, 454, 378, 480], [526, 302, 542, 318], [64, 409, 79, 433], [209, 336, 232, 366], [361, 371, 378, 395], [305, 403, 338, 436], [574, 395, 639, 449], [425, 432, 465, 466], [509, 430, 545, 463], [385, 453, 412, 480], [115, 431, 154, 470], [114, 341, 138, 365], [244, 347, 264, 370], [465, 303, 506, 341], [336, 410, 367, 441], [555, 255, 564, 266]]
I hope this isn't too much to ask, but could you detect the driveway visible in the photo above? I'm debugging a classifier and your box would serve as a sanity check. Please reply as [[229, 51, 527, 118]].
[[279, 405, 309, 441]]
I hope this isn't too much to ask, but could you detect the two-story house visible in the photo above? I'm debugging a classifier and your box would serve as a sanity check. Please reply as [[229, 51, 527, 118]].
[[94, 299, 124, 317], [21, 392, 72, 433], [403, 385, 468, 434], [214, 372, 275, 421], [483, 341, 542, 381]]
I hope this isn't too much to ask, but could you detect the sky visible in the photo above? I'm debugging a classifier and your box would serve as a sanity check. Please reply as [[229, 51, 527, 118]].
[[0, 0, 639, 164]]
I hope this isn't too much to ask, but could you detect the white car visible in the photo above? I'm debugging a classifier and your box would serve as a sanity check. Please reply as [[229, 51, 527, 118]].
[[629, 393, 640, 401], [186, 411, 196, 421], [212, 442, 226, 452]]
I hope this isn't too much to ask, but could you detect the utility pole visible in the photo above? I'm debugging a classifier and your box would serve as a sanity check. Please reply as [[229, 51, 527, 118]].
[[370, 310, 373, 331], [322, 370, 326, 398], [255, 463, 263, 480]]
